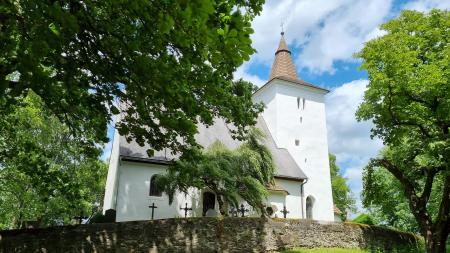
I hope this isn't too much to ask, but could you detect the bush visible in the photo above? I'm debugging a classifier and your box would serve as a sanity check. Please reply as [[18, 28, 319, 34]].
[[352, 214, 376, 225]]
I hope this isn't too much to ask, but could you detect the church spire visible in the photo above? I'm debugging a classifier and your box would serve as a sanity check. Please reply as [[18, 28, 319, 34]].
[[269, 32, 299, 80]]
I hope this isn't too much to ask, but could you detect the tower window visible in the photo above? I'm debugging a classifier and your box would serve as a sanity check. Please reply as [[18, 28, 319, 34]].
[[300, 116, 303, 123], [302, 98, 306, 110], [295, 139, 300, 146], [297, 97, 300, 109]]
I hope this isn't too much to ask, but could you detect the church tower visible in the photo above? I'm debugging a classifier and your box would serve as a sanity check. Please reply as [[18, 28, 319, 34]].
[[253, 32, 334, 221]]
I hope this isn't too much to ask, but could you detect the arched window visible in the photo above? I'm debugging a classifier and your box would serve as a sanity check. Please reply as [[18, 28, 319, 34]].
[[202, 192, 216, 216], [149, 175, 163, 197], [306, 196, 314, 219]]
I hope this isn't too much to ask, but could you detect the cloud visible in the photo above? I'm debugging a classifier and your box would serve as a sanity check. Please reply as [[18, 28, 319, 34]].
[[403, 0, 450, 12], [247, 0, 393, 75], [325, 79, 383, 213], [234, 62, 266, 87]]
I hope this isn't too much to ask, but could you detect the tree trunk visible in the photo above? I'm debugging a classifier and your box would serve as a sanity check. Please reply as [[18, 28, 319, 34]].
[[216, 195, 227, 216], [425, 229, 449, 253]]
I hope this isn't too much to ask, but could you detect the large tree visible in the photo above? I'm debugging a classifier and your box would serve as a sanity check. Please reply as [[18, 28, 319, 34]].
[[0, 92, 107, 229], [356, 9, 450, 253], [1, 0, 264, 154], [329, 153, 356, 221], [157, 128, 275, 216]]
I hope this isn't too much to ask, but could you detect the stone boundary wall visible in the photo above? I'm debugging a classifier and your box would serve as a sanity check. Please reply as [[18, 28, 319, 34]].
[[0, 218, 423, 253]]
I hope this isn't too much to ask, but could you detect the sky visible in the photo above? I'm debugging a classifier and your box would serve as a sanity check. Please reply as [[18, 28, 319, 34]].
[[102, 0, 450, 214]]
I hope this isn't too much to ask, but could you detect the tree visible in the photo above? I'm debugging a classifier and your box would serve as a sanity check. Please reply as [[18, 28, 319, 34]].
[[1, 0, 265, 154], [362, 160, 420, 233], [157, 128, 275, 216], [0, 92, 107, 229], [329, 153, 356, 221], [356, 9, 450, 253]]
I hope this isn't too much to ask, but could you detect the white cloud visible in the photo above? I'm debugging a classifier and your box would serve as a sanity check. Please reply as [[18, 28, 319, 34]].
[[234, 62, 266, 87], [247, 0, 393, 75], [325, 79, 383, 213], [403, 0, 450, 12]]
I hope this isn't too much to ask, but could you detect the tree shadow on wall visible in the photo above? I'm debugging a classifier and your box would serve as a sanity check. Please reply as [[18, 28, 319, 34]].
[[0, 217, 268, 253]]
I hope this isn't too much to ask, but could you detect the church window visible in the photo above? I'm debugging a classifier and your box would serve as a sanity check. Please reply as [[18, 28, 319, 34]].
[[306, 196, 314, 219], [297, 97, 300, 109], [302, 98, 306, 110], [295, 139, 300, 146], [202, 192, 216, 216], [149, 175, 163, 197], [300, 116, 303, 123]]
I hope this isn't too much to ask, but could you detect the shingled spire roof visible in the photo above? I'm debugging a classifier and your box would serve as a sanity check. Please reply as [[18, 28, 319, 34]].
[[269, 32, 299, 80]]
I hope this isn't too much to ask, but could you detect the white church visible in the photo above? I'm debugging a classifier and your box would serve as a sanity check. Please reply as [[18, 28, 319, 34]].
[[103, 32, 336, 222]]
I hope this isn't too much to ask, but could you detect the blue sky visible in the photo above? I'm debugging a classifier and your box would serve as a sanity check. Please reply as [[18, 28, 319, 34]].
[[102, 0, 450, 214]]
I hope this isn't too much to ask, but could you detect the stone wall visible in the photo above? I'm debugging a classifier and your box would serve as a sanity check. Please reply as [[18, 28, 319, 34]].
[[0, 218, 423, 253]]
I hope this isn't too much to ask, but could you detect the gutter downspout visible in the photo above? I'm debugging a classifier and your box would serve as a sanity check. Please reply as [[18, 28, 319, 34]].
[[300, 178, 308, 219]]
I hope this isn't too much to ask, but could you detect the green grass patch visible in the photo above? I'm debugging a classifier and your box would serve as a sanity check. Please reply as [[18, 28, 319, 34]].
[[280, 248, 369, 253]]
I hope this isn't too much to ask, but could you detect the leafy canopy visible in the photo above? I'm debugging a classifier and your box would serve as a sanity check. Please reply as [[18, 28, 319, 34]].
[[356, 9, 450, 252], [1, 0, 265, 154], [0, 92, 107, 229], [157, 128, 275, 216], [329, 153, 356, 221]]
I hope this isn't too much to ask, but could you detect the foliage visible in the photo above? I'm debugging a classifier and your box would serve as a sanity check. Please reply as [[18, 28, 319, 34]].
[[0, 92, 107, 229], [157, 128, 275, 215], [356, 9, 450, 252], [352, 214, 376, 226], [362, 163, 419, 232], [329, 153, 356, 221], [1, 0, 265, 154]]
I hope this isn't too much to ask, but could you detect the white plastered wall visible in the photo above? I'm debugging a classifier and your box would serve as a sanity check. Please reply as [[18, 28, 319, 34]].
[[254, 79, 334, 221]]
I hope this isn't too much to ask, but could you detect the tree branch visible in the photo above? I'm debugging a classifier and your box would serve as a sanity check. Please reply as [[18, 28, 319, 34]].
[[376, 158, 432, 233]]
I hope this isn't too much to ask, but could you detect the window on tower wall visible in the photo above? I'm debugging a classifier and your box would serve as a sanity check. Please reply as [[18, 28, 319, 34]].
[[297, 97, 300, 109], [295, 139, 300, 146], [302, 98, 306, 110], [149, 175, 163, 197]]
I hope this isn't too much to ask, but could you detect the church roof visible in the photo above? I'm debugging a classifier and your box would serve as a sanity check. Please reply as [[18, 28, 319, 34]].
[[262, 33, 329, 94], [118, 117, 307, 181], [269, 32, 299, 80]]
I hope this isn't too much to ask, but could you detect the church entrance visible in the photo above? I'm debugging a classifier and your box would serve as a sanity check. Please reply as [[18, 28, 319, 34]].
[[202, 192, 216, 216], [306, 196, 314, 219]]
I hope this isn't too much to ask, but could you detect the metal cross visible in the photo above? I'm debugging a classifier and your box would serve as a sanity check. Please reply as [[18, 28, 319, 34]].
[[281, 21, 285, 35], [237, 204, 249, 217], [180, 203, 192, 218], [229, 207, 238, 217], [148, 202, 158, 220], [281, 205, 289, 218]]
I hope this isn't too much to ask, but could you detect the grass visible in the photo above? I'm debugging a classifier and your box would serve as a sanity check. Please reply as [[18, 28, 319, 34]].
[[280, 248, 369, 253]]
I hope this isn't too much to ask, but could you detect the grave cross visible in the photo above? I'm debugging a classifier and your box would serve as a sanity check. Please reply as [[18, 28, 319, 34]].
[[148, 202, 158, 220], [237, 204, 249, 217], [229, 207, 238, 217], [281, 205, 289, 218], [180, 203, 193, 218]]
